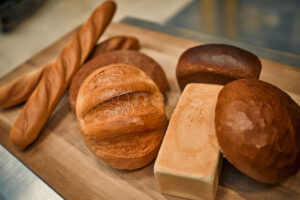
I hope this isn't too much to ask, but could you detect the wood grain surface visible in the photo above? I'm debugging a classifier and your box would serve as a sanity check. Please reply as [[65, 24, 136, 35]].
[[0, 22, 299, 200]]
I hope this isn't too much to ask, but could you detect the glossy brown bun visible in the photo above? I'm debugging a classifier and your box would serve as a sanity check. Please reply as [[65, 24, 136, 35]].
[[176, 44, 262, 90], [76, 64, 167, 170], [69, 50, 169, 114], [215, 79, 300, 184]]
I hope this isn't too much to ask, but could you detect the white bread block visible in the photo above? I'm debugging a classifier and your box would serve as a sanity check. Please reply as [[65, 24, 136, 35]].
[[154, 83, 223, 200]]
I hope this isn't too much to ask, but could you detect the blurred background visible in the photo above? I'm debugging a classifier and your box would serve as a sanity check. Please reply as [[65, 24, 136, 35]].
[[167, 0, 300, 55], [0, 0, 299, 77]]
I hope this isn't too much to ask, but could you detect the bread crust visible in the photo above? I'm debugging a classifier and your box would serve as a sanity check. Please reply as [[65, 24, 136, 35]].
[[176, 44, 262, 90], [215, 79, 300, 184], [76, 64, 167, 170], [0, 65, 48, 109], [10, 1, 117, 149], [88, 35, 140, 59], [0, 35, 137, 109], [69, 50, 169, 114]]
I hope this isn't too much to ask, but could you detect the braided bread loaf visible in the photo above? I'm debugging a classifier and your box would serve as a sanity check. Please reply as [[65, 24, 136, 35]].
[[10, 1, 116, 149], [76, 64, 167, 169]]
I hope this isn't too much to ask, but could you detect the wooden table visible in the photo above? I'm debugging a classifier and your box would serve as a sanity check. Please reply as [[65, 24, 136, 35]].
[[0, 22, 299, 200]]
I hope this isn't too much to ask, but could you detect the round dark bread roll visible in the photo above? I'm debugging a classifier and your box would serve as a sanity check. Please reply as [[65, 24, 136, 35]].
[[176, 44, 262, 90], [69, 50, 169, 114], [215, 79, 300, 184]]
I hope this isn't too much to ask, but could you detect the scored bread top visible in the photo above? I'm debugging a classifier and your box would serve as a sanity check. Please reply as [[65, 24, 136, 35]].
[[70, 50, 169, 114], [76, 64, 165, 138], [87, 36, 140, 60], [76, 64, 166, 168]]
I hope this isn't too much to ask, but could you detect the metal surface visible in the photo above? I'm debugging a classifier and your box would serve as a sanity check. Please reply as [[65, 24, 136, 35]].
[[122, 17, 300, 68], [0, 144, 63, 200]]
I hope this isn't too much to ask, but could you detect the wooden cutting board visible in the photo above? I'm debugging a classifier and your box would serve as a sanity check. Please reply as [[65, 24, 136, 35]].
[[0, 22, 299, 200]]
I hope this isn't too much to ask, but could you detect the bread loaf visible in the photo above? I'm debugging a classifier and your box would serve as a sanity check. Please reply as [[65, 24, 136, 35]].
[[215, 79, 300, 184], [0, 35, 137, 109], [10, 1, 116, 149], [154, 83, 222, 200], [176, 44, 262, 90], [76, 64, 167, 169], [69, 50, 169, 113], [88, 35, 140, 59], [0, 35, 138, 109], [0, 65, 48, 109]]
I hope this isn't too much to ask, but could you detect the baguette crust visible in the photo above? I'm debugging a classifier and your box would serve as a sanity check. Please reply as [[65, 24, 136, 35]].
[[10, 1, 116, 149], [0, 65, 48, 109], [88, 35, 140, 60], [0, 35, 137, 109]]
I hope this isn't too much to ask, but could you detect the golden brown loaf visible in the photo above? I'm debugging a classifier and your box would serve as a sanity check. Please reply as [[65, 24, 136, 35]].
[[176, 44, 262, 90], [215, 79, 300, 184], [76, 64, 167, 170], [0, 65, 48, 109], [69, 50, 169, 114], [88, 35, 140, 59], [0, 35, 138, 109], [10, 1, 116, 150]]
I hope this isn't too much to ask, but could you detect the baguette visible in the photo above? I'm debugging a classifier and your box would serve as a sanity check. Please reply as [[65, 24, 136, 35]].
[[10, 0, 116, 149], [0, 65, 48, 108], [0, 35, 137, 109], [88, 35, 140, 59]]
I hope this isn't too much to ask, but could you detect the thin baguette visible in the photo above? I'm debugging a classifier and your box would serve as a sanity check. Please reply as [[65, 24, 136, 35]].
[[0, 65, 48, 108], [10, 1, 116, 149], [88, 35, 140, 59], [0, 35, 137, 109]]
